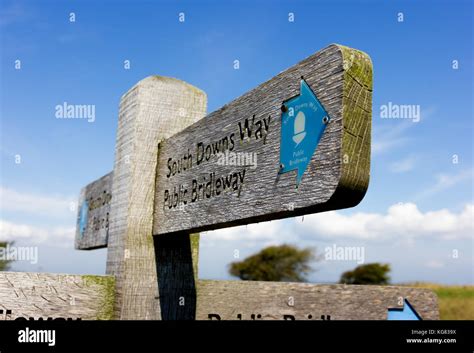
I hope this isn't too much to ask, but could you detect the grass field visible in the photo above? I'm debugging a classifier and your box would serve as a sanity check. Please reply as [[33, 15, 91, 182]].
[[408, 283, 474, 320]]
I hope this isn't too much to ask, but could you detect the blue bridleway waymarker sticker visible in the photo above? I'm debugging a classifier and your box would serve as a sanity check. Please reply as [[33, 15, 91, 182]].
[[78, 200, 89, 237], [387, 299, 422, 320], [279, 79, 330, 185]]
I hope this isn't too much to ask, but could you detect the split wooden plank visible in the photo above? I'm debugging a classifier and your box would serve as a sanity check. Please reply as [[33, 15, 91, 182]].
[[153, 44, 373, 236], [0, 272, 114, 320]]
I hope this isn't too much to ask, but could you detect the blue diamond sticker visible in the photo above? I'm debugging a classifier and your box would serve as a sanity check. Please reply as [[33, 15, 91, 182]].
[[279, 79, 330, 185]]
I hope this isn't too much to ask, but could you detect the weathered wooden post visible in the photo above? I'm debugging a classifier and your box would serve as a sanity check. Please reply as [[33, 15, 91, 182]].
[[73, 77, 206, 320], [73, 76, 207, 320], [104, 77, 206, 319]]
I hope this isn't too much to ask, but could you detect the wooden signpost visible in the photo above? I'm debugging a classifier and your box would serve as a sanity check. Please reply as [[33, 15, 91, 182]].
[[153, 44, 372, 236], [0, 44, 439, 321], [75, 172, 113, 250]]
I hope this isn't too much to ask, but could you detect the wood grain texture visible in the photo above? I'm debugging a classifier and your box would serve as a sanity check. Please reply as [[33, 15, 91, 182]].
[[105, 76, 207, 319], [75, 172, 113, 250], [195, 281, 438, 320], [0, 272, 114, 320], [153, 44, 372, 236]]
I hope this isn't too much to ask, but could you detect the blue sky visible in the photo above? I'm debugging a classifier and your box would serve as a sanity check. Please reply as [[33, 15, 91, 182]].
[[0, 0, 472, 284]]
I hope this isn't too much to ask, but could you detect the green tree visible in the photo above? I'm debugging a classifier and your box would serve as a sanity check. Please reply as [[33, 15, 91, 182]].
[[339, 263, 391, 285], [0, 242, 14, 271], [229, 244, 317, 282]]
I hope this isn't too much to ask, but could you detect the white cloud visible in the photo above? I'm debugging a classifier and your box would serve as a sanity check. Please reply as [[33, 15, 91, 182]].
[[0, 187, 75, 218], [416, 168, 473, 199], [0, 188, 77, 246], [389, 156, 417, 173], [205, 203, 474, 246], [298, 203, 473, 241], [204, 220, 294, 248], [372, 106, 436, 156], [419, 106, 438, 121], [0, 2, 30, 27], [372, 122, 412, 155], [0, 220, 74, 247], [372, 137, 407, 155], [425, 260, 445, 269]]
